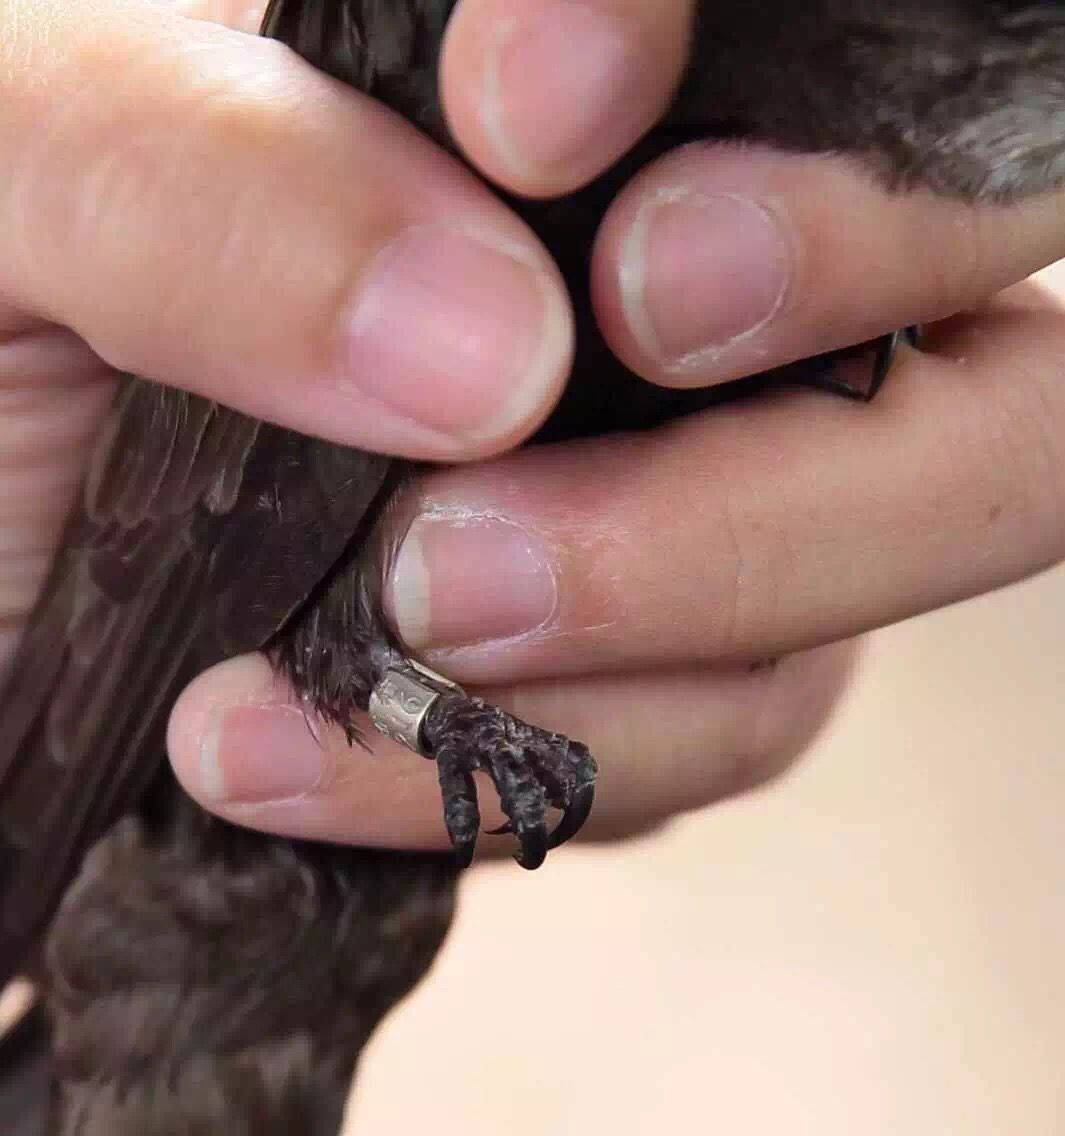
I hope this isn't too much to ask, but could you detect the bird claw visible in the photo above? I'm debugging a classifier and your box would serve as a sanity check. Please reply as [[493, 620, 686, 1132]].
[[486, 776, 593, 857], [421, 693, 597, 871], [513, 823, 548, 872], [547, 778, 596, 851], [798, 325, 921, 401]]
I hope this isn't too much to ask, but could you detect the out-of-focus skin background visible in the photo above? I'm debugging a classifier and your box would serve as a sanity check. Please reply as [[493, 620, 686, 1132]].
[[345, 560, 1065, 1134]]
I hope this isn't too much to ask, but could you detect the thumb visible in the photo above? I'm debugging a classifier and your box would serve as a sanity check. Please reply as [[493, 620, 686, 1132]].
[[0, 0, 572, 460]]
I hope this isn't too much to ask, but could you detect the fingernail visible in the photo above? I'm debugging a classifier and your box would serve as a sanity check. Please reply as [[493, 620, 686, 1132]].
[[342, 226, 569, 447], [200, 704, 330, 804], [620, 189, 792, 371], [388, 514, 559, 651], [483, 3, 647, 177]]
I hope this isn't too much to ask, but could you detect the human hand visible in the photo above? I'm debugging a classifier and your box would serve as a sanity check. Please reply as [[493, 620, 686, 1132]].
[[3, 2, 1063, 855], [161, 2, 1065, 851], [0, 0, 584, 677]]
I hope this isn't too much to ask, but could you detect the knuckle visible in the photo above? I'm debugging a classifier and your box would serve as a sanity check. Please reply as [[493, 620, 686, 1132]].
[[707, 471, 795, 661], [6, 10, 364, 366]]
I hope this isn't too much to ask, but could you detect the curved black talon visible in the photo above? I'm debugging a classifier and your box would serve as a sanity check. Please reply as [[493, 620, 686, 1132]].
[[866, 324, 921, 401], [451, 836, 476, 870], [489, 779, 594, 852], [796, 324, 921, 402], [489, 768, 594, 852], [547, 782, 596, 851], [514, 824, 548, 871]]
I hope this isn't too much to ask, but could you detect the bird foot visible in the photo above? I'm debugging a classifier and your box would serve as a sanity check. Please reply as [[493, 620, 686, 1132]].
[[424, 692, 596, 870], [799, 326, 921, 402], [369, 664, 596, 870]]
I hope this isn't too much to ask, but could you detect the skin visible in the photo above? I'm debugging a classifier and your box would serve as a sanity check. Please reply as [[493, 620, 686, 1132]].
[[1, 0, 1064, 852]]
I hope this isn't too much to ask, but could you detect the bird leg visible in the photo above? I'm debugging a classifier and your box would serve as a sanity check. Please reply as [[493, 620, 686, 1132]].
[[369, 663, 596, 870]]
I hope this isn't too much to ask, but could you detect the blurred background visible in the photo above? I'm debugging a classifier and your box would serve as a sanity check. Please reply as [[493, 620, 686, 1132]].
[[345, 562, 1065, 1134]]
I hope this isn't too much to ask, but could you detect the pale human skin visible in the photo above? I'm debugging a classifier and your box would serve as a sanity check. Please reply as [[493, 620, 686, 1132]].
[[1, 0, 1064, 850]]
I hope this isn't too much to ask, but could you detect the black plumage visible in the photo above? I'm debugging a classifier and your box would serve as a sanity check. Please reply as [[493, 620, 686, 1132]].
[[0, 1, 1063, 1131]]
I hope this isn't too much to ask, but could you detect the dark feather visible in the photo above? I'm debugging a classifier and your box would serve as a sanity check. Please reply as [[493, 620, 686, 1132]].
[[0, 384, 391, 979], [673, 0, 1065, 200], [0, 999, 50, 1136]]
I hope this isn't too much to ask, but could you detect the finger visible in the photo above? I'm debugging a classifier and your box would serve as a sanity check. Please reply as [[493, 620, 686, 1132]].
[[441, 0, 694, 196], [0, 0, 572, 461], [167, 642, 855, 848], [591, 144, 1065, 388], [374, 272, 1065, 681]]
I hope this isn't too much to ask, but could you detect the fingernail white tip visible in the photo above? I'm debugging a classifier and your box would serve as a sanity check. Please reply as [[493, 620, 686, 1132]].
[[480, 17, 534, 180], [199, 707, 227, 802], [391, 520, 433, 649]]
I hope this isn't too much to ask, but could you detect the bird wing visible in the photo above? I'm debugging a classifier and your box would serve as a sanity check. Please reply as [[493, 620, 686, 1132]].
[[0, 0, 459, 987], [0, 378, 392, 978]]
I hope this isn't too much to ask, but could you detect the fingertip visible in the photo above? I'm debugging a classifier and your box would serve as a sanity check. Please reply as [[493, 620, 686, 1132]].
[[329, 220, 575, 461], [591, 145, 805, 388], [167, 654, 290, 805], [442, 0, 692, 197], [167, 654, 452, 848], [593, 144, 1065, 390], [603, 174, 795, 383]]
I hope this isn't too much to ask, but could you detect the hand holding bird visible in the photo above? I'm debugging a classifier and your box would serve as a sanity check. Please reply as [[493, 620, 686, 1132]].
[[0, 2, 1064, 1132]]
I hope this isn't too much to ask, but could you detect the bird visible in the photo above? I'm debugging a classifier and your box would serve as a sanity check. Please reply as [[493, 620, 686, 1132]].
[[0, 0, 1062, 1132]]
